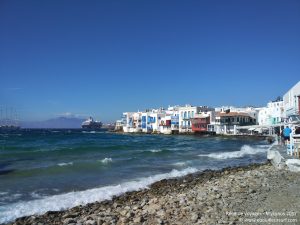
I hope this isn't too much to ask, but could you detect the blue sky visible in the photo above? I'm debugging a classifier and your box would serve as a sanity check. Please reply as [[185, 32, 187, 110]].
[[0, 0, 299, 122]]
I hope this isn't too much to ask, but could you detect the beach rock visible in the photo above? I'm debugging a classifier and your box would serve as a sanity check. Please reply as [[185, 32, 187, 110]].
[[63, 212, 80, 219], [8, 162, 300, 225], [63, 218, 77, 224], [190, 212, 199, 222], [119, 209, 127, 216], [84, 219, 96, 225], [133, 216, 143, 223]]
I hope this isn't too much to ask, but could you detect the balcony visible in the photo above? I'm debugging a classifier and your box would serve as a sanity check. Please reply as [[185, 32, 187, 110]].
[[180, 125, 191, 129]]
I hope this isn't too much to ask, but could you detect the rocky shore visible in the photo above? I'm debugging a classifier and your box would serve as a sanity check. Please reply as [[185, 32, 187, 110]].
[[8, 162, 300, 225]]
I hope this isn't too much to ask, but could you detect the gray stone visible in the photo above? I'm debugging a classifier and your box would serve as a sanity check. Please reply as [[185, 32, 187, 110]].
[[63, 212, 80, 218], [190, 212, 199, 222], [133, 216, 143, 223], [84, 220, 96, 225], [63, 218, 77, 224], [120, 210, 127, 216]]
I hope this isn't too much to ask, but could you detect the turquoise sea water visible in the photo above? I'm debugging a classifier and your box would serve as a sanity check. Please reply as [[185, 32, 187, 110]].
[[0, 129, 271, 223]]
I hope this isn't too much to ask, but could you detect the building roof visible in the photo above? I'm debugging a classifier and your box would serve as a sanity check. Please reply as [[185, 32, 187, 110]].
[[216, 112, 252, 117], [193, 114, 210, 118]]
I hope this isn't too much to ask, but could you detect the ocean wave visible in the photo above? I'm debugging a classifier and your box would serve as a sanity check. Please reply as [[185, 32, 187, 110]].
[[172, 162, 187, 167], [149, 149, 162, 153], [82, 131, 104, 134], [30, 191, 46, 199], [57, 162, 73, 167], [0, 193, 23, 202], [99, 158, 113, 164], [198, 145, 269, 160], [0, 167, 197, 224]]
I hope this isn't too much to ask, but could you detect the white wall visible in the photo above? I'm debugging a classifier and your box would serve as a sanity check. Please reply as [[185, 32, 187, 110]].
[[178, 106, 197, 133], [283, 81, 300, 116], [258, 101, 285, 126]]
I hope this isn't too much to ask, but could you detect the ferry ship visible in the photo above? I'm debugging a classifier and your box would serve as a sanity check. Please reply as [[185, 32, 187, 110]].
[[0, 107, 21, 132], [81, 117, 102, 130], [0, 125, 20, 132]]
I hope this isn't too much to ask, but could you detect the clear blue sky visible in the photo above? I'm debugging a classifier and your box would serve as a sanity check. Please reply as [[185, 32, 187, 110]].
[[0, 0, 299, 122]]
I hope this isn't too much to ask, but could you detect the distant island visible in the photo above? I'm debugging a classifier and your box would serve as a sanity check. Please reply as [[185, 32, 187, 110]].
[[21, 117, 85, 129]]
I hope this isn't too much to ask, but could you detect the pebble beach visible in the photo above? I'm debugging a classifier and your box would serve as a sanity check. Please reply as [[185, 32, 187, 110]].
[[8, 162, 300, 225]]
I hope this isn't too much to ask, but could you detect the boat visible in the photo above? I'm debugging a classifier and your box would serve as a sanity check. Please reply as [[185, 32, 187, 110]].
[[0, 107, 21, 132], [81, 117, 102, 130], [0, 125, 21, 132]]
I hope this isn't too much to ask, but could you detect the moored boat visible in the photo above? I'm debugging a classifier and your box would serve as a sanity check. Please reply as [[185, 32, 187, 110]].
[[81, 117, 102, 130]]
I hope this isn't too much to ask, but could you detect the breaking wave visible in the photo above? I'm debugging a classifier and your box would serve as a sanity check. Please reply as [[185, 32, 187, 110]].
[[198, 145, 269, 160], [57, 162, 73, 167], [99, 158, 113, 164], [149, 149, 162, 153], [0, 167, 197, 224]]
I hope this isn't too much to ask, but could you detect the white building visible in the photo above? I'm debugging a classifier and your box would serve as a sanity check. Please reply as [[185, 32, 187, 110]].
[[122, 112, 142, 133], [166, 106, 179, 133], [215, 106, 259, 123], [258, 101, 285, 126], [141, 109, 165, 133], [114, 119, 123, 131], [283, 81, 300, 117], [159, 115, 172, 134], [178, 105, 214, 133], [211, 106, 259, 134]]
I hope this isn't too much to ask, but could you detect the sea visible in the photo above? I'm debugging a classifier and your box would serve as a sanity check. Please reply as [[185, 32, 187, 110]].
[[0, 129, 272, 223]]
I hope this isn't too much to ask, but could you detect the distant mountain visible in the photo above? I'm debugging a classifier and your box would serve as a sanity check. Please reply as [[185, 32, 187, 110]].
[[21, 117, 85, 129]]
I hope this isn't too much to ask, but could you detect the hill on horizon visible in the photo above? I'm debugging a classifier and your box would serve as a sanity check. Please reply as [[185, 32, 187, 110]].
[[21, 117, 85, 129]]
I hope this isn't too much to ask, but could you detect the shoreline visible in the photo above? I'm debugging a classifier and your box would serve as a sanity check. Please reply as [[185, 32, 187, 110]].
[[7, 161, 300, 225], [112, 130, 274, 139]]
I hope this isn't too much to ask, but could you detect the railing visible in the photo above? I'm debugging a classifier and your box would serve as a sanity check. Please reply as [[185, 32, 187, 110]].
[[180, 126, 191, 129]]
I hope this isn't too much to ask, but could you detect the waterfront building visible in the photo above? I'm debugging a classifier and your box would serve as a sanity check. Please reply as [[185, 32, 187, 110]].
[[165, 106, 180, 134], [215, 106, 259, 120], [191, 111, 215, 133], [178, 105, 214, 133], [159, 115, 172, 134], [283, 81, 300, 117], [211, 111, 257, 134], [114, 119, 123, 131], [122, 112, 142, 133], [258, 100, 285, 126], [141, 109, 165, 133], [122, 112, 132, 133]]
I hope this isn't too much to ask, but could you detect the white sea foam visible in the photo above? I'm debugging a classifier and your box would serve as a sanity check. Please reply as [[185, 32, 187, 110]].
[[82, 131, 103, 134], [198, 145, 269, 160], [172, 162, 187, 167], [100, 158, 113, 164], [0, 193, 23, 202], [150, 149, 162, 153], [57, 162, 73, 167], [30, 191, 45, 199], [0, 167, 198, 224]]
